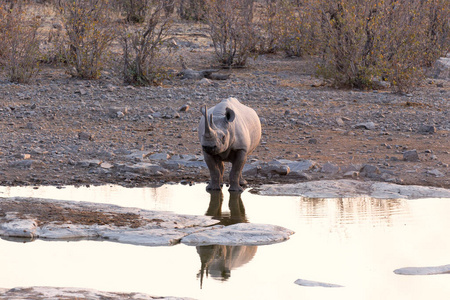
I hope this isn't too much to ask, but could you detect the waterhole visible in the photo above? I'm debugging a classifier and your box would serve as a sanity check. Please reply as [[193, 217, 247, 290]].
[[0, 184, 449, 299]]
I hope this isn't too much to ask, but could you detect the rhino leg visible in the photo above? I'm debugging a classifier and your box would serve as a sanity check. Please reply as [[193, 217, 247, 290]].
[[204, 153, 223, 190], [229, 150, 247, 192]]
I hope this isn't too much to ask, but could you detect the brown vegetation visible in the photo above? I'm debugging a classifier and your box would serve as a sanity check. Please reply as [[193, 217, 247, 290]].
[[0, 0, 448, 90]]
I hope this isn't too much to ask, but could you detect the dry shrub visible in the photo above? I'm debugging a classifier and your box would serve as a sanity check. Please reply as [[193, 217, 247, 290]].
[[57, 0, 116, 79], [121, 0, 174, 86], [179, 0, 205, 21], [114, 0, 149, 23], [255, 0, 320, 56], [0, 2, 41, 83], [277, 0, 320, 57], [316, 0, 450, 92], [378, 0, 450, 92], [205, 0, 257, 67]]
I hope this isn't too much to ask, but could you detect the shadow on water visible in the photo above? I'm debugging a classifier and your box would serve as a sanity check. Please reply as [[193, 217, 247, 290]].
[[197, 190, 257, 288]]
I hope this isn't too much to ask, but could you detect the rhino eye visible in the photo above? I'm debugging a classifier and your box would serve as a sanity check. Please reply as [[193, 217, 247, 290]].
[[221, 136, 226, 143]]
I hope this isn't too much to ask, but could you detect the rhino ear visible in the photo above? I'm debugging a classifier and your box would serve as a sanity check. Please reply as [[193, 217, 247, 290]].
[[225, 108, 235, 123]]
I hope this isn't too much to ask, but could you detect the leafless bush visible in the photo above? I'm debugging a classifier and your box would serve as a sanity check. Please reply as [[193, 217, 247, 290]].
[[121, 0, 174, 85], [205, 0, 257, 67], [0, 2, 41, 83], [179, 0, 205, 20], [56, 0, 116, 79], [254, 0, 320, 56]]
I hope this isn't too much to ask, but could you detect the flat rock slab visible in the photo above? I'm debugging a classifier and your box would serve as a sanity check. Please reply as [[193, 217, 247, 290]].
[[394, 264, 450, 275], [0, 286, 194, 300], [181, 223, 294, 246], [294, 279, 343, 288], [0, 197, 216, 246], [0, 197, 294, 247], [254, 180, 450, 199]]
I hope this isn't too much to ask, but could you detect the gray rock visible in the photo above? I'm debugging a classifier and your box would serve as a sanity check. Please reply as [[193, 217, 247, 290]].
[[181, 223, 294, 246], [321, 162, 340, 174], [0, 287, 190, 300], [198, 78, 213, 86], [116, 162, 168, 175], [336, 117, 345, 126], [9, 160, 35, 169], [354, 122, 376, 130], [430, 57, 450, 79], [78, 132, 93, 141], [179, 104, 190, 112], [108, 106, 128, 118], [294, 279, 343, 288], [403, 149, 420, 162], [125, 150, 151, 161], [427, 169, 445, 177], [255, 179, 450, 199], [394, 264, 450, 275], [360, 164, 380, 176], [77, 160, 102, 167], [418, 125, 436, 134], [100, 162, 114, 169], [148, 153, 170, 161], [344, 171, 359, 178]]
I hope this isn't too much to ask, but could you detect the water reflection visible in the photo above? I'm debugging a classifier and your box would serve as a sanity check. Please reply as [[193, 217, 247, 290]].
[[197, 191, 256, 287], [205, 191, 247, 225], [298, 196, 408, 227], [197, 245, 258, 287]]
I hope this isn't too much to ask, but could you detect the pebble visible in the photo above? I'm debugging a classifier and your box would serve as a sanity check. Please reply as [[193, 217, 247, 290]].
[[403, 150, 420, 162]]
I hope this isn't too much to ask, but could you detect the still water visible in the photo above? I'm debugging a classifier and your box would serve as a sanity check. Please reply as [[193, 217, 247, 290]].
[[0, 184, 449, 300]]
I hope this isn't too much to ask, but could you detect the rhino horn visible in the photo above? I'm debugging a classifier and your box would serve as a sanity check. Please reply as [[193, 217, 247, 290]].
[[202, 105, 212, 135]]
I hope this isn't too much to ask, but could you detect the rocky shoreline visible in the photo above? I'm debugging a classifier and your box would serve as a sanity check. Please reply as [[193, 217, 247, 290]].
[[0, 53, 449, 190]]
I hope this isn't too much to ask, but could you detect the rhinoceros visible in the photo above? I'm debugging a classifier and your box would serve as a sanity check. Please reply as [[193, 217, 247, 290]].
[[198, 97, 261, 191]]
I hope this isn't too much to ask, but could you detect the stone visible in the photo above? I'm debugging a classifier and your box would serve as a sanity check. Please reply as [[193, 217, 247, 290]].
[[308, 138, 317, 144], [427, 169, 444, 177], [394, 264, 450, 275], [77, 160, 102, 167], [294, 279, 343, 288], [418, 125, 436, 134], [354, 122, 376, 130], [179, 104, 190, 112], [344, 171, 359, 178], [78, 132, 93, 141], [108, 106, 128, 118], [148, 152, 170, 160], [9, 160, 35, 169], [336, 117, 345, 126], [0, 287, 187, 300], [125, 150, 151, 161], [255, 179, 450, 199], [117, 162, 168, 175], [100, 162, 114, 169], [403, 149, 419, 162], [430, 57, 450, 79], [181, 223, 295, 246], [360, 164, 380, 176], [321, 162, 340, 174], [198, 78, 213, 86]]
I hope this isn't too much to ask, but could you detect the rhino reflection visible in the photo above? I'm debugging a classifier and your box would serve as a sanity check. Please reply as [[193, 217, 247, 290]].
[[205, 191, 247, 225], [197, 245, 257, 287], [197, 191, 256, 287]]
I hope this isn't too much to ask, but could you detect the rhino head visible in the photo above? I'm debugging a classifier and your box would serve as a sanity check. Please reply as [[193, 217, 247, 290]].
[[200, 105, 235, 155]]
